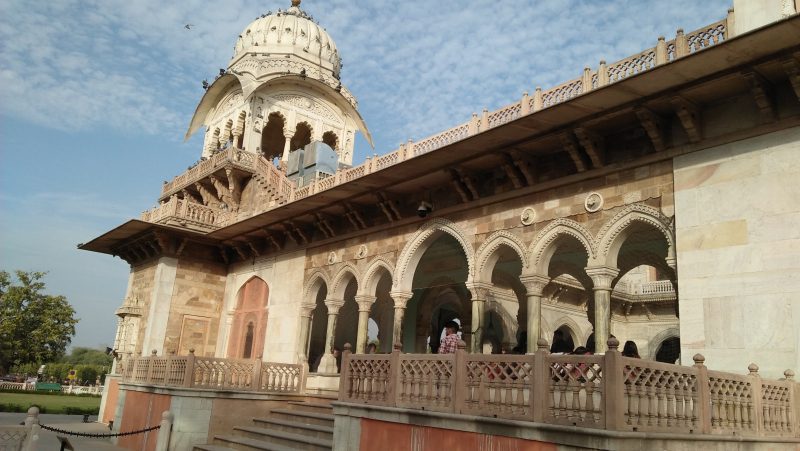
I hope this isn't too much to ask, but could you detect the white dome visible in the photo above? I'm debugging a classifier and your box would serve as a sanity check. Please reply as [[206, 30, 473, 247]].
[[231, 0, 341, 77]]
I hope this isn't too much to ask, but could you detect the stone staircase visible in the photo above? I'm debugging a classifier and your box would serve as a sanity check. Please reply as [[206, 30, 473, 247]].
[[194, 401, 333, 451]]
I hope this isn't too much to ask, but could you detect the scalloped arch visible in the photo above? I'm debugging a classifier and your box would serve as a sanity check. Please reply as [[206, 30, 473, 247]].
[[474, 231, 528, 283], [330, 263, 360, 300], [392, 218, 475, 293], [528, 219, 596, 273], [596, 204, 675, 268], [359, 256, 395, 296], [303, 269, 330, 303]]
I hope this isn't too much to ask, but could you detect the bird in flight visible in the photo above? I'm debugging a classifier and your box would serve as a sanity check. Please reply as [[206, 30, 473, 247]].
[[185, 24, 194, 30]]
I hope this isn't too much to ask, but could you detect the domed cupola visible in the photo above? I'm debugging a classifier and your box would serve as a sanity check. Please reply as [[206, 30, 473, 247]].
[[231, 0, 342, 79]]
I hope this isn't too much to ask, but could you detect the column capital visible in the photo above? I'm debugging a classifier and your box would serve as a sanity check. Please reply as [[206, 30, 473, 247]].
[[283, 128, 296, 139], [299, 303, 316, 318], [354, 294, 376, 312], [585, 266, 620, 290], [324, 298, 345, 314], [465, 281, 492, 301], [389, 291, 413, 309], [519, 274, 550, 296]]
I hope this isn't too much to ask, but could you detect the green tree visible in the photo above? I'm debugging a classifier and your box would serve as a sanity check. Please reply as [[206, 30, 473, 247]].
[[60, 347, 113, 366], [0, 271, 79, 374]]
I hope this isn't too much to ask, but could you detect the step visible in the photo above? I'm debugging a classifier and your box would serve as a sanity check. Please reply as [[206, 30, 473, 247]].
[[253, 417, 333, 440], [268, 408, 334, 427], [193, 445, 236, 451], [213, 435, 297, 451], [286, 401, 334, 415], [233, 426, 332, 451]]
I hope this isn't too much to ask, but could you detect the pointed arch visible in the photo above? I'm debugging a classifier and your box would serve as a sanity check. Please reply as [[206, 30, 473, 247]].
[[551, 315, 587, 348], [528, 218, 596, 274], [392, 218, 475, 293], [596, 204, 675, 269], [648, 326, 680, 360], [330, 263, 360, 300], [227, 276, 269, 359], [474, 231, 528, 284], [304, 269, 330, 304], [359, 256, 394, 297]]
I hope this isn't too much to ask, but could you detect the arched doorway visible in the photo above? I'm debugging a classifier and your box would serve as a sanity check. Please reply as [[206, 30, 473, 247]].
[[655, 336, 681, 363], [261, 112, 286, 160], [227, 277, 269, 359], [307, 277, 328, 373]]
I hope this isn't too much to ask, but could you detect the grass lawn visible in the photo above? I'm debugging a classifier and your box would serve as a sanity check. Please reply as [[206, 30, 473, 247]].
[[0, 392, 100, 414]]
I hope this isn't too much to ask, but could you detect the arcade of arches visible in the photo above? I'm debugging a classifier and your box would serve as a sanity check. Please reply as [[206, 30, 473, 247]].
[[301, 202, 681, 373]]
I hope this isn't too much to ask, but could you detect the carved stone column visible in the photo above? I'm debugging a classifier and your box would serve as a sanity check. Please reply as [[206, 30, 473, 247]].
[[318, 298, 344, 373], [585, 266, 620, 354], [520, 274, 550, 354], [281, 129, 295, 167], [296, 303, 315, 362], [354, 295, 376, 354], [466, 282, 491, 353], [390, 291, 413, 350]]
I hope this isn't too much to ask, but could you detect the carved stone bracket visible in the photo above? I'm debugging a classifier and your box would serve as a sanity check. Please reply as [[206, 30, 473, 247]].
[[741, 69, 776, 123], [671, 96, 702, 143], [635, 107, 667, 152], [574, 127, 605, 168], [559, 131, 587, 172], [782, 56, 800, 101]]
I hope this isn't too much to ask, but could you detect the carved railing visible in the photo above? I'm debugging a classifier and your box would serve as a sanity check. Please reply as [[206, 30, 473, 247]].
[[340, 339, 799, 439], [149, 15, 733, 224], [121, 351, 305, 394]]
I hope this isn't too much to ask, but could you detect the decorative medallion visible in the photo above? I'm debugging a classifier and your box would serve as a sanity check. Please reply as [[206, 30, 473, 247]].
[[520, 207, 536, 226], [585, 192, 604, 213], [356, 244, 368, 259], [327, 251, 337, 264]]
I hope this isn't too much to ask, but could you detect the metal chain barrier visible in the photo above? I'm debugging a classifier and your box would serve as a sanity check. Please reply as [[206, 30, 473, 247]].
[[38, 423, 160, 438]]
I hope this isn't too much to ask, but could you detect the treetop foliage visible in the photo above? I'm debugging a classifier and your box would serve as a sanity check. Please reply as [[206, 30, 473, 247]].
[[0, 270, 79, 374]]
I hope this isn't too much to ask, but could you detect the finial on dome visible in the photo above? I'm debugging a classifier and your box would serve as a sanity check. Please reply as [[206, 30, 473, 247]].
[[291, 0, 301, 6]]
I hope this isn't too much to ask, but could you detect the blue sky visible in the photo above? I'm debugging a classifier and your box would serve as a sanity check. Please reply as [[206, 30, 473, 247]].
[[0, 0, 730, 349]]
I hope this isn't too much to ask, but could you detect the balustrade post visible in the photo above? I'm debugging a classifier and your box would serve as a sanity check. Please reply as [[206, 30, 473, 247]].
[[183, 349, 196, 388], [338, 343, 353, 400], [154, 410, 173, 451], [520, 93, 530, 115], [533, 87, 543, 111], [406, 139, 414, 159], [748, 363, 764, 436], [784, 370, 798, 438], [453, 340, 467, 414], [656, 37, 667, 65], [252, 357, 263, 391], [693, 354, 712, 434], [468, 113, 478, 135], [532, 338, 550, 423], [581, 67, 592, 93], [389, 343, 402, 407], [675, 29, 688, 58], [603, 338, 624, 430], [480, 108, 489, 131], [597, 60, 609, 87], [726, 8, 736, 39], [146, 350, 157, 383], [164, 356, 173, 386]]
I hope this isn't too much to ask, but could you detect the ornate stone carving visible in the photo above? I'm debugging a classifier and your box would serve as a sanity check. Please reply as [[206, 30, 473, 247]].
[[327, 251, 337, 265], [584, 192, 604, 213], [272, 94, 339, 123], [520, 207, 536, 225], [330, 263, 360, 299], [474, 230, 528, 282], [359, 256, 395, 296], [596, 203, 675, 265], [355, 244, 368, 259], [529, 218, 597, 271]]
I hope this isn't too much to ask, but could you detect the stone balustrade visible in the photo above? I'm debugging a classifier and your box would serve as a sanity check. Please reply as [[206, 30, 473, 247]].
[[147, 15, 732, 231], [339, 339, 798, 439], [119, 351, 305, 394]]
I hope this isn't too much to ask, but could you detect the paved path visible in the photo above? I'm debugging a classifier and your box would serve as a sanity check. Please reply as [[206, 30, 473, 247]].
[[0, 413, 126, 450]]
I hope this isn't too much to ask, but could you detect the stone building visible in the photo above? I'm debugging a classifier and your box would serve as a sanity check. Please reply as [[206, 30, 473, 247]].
[[82, 0, 800, 449]]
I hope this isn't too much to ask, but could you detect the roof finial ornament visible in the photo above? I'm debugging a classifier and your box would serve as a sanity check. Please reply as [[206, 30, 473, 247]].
[[291, 0, 301, 6]]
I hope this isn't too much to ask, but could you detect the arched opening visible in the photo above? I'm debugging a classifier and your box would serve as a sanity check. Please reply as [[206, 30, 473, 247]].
[[656, 336, 680, 363], [260, 112, 286, 160], [322, 131, 338, 151], [307, 278, 328, 373], [485, 243, 524, 353], [404, 233, 470, 353], [236, 111, 247, 149], [243, 322, 255, 359], [211, 128, 221, 151], [551, 324, 576, 353], [333, 277, 359, 355], [290, 122, 313, 152], [227, 277, 269, 359], [369, 270, 394, 353]]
